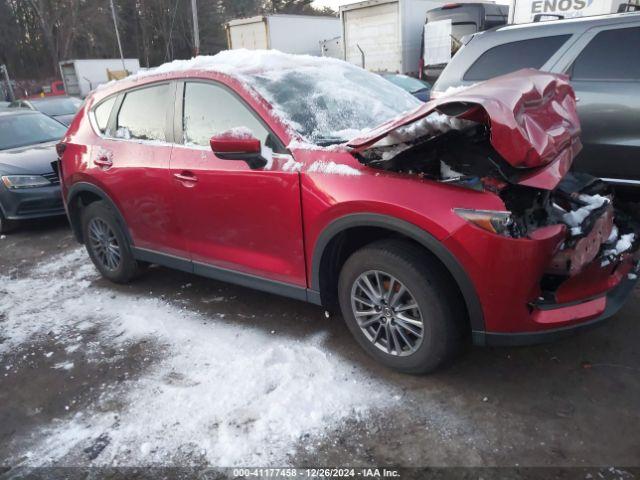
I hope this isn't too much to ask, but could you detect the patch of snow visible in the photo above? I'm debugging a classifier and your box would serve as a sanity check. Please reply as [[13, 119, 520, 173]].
[[281, 156, 303, 172], [308, 160, 361, 176], [2, 248, 396, 467], [604, 233, 636, 256], [374, 112, 471, 148], [114, 127, 131, 140], [629, 273, 638, 280], [440, 161, 464, 180], [53, 361, 75, 371], [570, 226, 582, 236], [440, 83, 477, 97], [562, 194, 610, 228], [261, 145, 274, 170], [607, 225, 619, 244], [219, 126, 254, 139]]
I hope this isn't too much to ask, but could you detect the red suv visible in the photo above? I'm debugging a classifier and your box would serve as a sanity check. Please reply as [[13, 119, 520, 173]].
[[59, 51, 639, 373]]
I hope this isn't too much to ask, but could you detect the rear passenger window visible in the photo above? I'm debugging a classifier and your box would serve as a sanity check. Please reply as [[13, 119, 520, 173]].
[[463, 35, 571, 81], [572, 27, 640, 81], [93, 96, 116, 133], [115, 84, 170, 141]]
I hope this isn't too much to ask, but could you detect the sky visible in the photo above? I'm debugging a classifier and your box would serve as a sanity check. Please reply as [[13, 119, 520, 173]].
[[312, 0, 511, 11], [312, 0, 360, 10]]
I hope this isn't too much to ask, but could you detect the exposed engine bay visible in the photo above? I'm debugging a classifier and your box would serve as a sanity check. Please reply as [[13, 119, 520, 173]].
[[354, 113, 640, 290]]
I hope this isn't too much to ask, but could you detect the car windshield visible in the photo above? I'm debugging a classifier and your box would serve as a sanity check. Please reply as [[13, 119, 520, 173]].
[[382, 74, 431, 94], [30, 97, 82, 116], [249, 62, 421, 145], [0, 113, 67, 150]]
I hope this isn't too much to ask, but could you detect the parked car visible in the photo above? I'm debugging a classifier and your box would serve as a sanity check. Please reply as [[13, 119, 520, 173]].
[[0, 110, 67, 233], [59, 51, 639, 373], [380, 73, 431, 101], [9, 95, 82, 125], [431, 12, 640, 198], [421, 2, 509, 83]]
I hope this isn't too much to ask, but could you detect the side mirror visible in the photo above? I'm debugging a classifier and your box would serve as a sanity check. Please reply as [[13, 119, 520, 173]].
[[210, 130, 267, 170]]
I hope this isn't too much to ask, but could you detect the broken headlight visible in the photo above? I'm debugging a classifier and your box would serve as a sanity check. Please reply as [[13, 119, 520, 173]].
[[454, 208, 516, 237]]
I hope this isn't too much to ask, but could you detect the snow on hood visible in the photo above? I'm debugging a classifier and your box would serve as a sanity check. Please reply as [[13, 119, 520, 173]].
[[116, 50, 422, 146]]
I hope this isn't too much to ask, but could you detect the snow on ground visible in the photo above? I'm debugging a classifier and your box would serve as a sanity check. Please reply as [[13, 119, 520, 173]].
[[1, 249, 397, 466]]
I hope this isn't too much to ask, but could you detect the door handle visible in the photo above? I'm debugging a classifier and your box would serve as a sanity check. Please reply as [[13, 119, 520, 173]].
[[93, 156, 113, 168], [174, 171, 198, 183]]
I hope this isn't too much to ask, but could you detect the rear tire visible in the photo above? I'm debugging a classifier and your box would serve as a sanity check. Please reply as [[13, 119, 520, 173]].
[[81, 201, 139, 283], [338, 239, 466, 374]]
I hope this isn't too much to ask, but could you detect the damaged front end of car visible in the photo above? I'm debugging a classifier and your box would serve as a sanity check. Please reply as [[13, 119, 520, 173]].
[[348, 69, 639, 319]]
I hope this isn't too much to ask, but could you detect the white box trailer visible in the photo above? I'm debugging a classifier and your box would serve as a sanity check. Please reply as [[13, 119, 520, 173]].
[[226, 14, 341, 56], [320, 36, 343, 58], [59, 59, 141, 97], [340, 0, 445, 75], [508, 0, 632, 24]]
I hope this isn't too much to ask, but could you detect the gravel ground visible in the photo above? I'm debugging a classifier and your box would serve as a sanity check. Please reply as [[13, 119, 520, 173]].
[[1, 218, 639, 478]]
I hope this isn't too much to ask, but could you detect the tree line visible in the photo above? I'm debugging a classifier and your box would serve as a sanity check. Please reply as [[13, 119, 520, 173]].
[[0, 0, 335, 80]]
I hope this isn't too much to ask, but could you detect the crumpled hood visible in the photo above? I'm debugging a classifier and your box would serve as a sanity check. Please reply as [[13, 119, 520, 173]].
[[0, 141, 58, 175], [348, 69, 581, 189]]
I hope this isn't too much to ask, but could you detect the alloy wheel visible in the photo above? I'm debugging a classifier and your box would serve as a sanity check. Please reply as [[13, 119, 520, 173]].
[[350, 270, 424, 356], [88, 217, 121, 271]]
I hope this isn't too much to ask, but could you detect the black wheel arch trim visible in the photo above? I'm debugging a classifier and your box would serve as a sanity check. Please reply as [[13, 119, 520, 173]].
[[310, 213, 485, 332], [66, 182, 133, 245]]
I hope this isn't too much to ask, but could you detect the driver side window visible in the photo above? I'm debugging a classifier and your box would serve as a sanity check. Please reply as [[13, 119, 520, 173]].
[[182, 82, 278, 151]]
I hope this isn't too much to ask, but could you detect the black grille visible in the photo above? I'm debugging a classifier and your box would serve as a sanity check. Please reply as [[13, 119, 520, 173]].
[[41, 172, 60, 185]]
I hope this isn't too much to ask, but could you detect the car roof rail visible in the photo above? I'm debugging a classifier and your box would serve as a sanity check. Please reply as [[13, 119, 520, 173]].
[[617, 2, 640, 12], [533, 13, 565, 22]]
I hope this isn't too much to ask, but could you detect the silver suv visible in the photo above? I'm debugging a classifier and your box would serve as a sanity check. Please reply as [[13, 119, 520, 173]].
[[432, 13, 640, 198]]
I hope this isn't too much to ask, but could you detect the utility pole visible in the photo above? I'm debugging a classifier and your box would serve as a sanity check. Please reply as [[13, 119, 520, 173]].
[[109, 0, 126, 71], [191, 0, 200, 56], [0, 64, 15, 102]]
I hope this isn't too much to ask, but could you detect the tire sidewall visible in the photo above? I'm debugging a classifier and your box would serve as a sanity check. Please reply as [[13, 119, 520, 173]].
[[81, 202, 136, 283], [338, 245, 457, 373]]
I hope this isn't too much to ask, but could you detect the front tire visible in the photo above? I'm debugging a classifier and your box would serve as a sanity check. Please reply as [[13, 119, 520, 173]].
[[338, 239, 466, 374], [81, 201, 139, 283]]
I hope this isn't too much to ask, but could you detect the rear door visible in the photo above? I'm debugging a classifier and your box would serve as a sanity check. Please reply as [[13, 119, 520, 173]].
[[170, 80, 306, 289], [90, 82, 186, 256], [563, 24, 640, 185]]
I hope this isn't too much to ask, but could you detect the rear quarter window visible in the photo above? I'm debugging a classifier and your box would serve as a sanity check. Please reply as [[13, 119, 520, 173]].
[[463, 34, 571, 81], [93, 96, 116, 134]]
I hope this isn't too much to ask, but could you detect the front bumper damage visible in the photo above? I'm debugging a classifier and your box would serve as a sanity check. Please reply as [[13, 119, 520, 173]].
[[347, 69, 640, 344]]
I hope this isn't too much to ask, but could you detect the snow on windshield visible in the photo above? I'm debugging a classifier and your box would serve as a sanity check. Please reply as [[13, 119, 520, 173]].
[[125, 49, 422, 145]]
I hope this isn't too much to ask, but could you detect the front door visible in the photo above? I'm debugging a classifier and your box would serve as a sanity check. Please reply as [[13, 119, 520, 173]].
[[170, 80, 306, 289]]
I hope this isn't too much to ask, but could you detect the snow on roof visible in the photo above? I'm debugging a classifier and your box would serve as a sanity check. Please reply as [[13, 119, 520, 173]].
[[123, 50, 421, 146], [128, 49, 353, 81]]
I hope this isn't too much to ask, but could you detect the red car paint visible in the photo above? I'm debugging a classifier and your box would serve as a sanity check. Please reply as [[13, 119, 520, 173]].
[[349, 69, 581, 190], [59, 68, 637, 343]]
